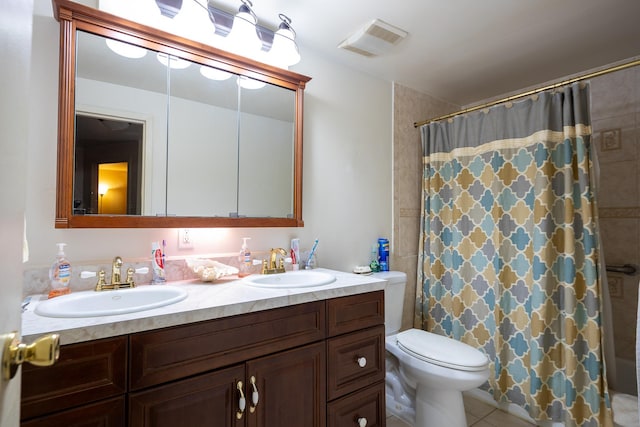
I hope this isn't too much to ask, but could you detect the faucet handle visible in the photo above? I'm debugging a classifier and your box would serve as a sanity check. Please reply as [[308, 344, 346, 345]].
[[95, 270, 108, 291], [123, 267, 148, 288], [80, 271, 97, 279]]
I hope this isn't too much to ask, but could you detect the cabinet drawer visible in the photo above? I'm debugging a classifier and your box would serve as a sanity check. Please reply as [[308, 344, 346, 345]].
[[327, 291, 384, 337], [130, 300, 326, 390], [21, 336, 127, 421], [328, 325, 385, 400], [328, 381, 386, 427], [21, 396, 126, 427]]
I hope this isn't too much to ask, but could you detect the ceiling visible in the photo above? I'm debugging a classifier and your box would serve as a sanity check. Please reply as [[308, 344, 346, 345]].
[[208, 0, 640, 106]]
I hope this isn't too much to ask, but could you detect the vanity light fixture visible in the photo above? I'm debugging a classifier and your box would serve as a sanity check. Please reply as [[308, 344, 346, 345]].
[[155, 0, 183, 18], [148, 0, 302, 69]]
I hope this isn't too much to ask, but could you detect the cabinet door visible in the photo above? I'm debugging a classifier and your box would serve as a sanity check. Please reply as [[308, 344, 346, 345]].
[[246, 341, 326, 427], [129, 364, 244, 427]]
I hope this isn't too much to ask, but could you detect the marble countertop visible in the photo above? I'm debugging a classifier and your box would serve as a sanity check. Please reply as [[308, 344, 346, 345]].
[[22, 269, 386, 345]]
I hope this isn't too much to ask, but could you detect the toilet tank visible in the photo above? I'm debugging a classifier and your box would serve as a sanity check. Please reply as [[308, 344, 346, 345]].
[[372, 271, 407, 335]]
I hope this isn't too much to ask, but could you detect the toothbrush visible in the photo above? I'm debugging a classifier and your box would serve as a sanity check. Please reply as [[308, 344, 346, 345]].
[[307, 239, 319, 264], [162, 239, 166, 268]]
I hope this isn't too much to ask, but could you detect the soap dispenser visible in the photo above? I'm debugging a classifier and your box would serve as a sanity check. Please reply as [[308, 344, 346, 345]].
[[48, 243, 72, 299], [238, 237, 252, 277]]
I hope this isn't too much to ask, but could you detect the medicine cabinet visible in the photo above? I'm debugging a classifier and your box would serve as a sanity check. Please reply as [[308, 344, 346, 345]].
[[53, 0, 311, 228]]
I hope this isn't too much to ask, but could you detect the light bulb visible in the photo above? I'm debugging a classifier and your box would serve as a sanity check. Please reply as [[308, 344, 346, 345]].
[[237, 76, 265, 90], [269, 28, 300, 67], [226, 1, 263, 57], [105, 38, 147, 59], [98, 184, 109, 196], [200, 66, 232, 81], [268, 14, 300, 67]]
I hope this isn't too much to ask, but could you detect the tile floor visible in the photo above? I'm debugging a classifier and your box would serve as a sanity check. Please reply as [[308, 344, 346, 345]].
[[386, 392, 536, 427]]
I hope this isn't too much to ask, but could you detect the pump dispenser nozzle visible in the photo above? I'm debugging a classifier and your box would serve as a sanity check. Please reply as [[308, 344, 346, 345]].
[[56, 243, 67, 256]]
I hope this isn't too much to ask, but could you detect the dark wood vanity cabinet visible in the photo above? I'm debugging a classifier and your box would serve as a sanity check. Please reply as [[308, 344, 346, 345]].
[[21, 291, 385, 427], [128, 301, 327, 427]]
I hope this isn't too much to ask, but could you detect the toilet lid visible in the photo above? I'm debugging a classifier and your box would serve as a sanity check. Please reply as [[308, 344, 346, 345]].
[[396, 329, 489, 372]]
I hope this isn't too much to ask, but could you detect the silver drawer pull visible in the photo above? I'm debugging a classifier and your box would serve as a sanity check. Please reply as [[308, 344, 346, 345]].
[[357, 417, 367, 427], [356, 356, 367, 368]]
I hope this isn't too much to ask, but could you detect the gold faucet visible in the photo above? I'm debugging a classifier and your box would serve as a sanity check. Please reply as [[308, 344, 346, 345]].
[[261, 248, 287, 274], [95, 256, 137, 291], [112, 256, 123, 284]]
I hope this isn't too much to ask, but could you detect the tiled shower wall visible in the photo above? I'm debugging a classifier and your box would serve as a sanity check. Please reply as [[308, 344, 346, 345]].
[[591, 63, 640, 367], [391, 84, 458, 330], [392, 59, 640, 369]]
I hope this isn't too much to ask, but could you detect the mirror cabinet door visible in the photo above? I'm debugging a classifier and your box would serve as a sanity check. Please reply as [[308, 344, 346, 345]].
[[166, 59, 240, 217], [238, 81, 296, 218], [75, 31, 169, 217]]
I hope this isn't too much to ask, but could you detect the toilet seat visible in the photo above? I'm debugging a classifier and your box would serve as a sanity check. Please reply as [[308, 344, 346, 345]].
[[396, 329, 489, 372]]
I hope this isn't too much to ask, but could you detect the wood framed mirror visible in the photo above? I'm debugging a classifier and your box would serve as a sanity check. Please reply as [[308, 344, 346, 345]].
[[53, 0, 311, 228]]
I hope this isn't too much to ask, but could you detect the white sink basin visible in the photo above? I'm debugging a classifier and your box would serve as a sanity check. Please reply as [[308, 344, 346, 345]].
[[34, 286, 188, 318], [242, 270, 336, 288]]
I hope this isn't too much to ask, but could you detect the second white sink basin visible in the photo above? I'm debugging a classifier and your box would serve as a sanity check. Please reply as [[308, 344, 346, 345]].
[[243, 270, 336, 288], [34, 286, 188, 318]]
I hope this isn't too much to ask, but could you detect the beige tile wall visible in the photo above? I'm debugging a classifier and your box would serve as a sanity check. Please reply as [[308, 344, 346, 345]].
[[591, 64, 640, 362], [392, 84, 458, 330]]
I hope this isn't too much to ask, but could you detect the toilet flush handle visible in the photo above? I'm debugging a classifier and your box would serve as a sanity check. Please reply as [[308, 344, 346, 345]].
[[356, 356, 367, 368], [357, 417, 367, 427]]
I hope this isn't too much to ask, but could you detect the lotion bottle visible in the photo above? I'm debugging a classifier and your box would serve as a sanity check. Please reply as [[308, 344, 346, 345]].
[[49, 243, 71, 299], [238, 237, 252, 277]]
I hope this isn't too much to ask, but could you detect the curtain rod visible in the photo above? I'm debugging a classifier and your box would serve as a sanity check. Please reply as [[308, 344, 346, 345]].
[[413, 58, 640, 128]]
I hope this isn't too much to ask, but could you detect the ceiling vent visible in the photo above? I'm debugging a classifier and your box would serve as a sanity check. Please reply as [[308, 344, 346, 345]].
[[338, 19, 408, 57]]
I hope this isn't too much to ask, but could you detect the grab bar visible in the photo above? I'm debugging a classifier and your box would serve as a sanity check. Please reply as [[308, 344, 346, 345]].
[[605, 264, 637, 276]]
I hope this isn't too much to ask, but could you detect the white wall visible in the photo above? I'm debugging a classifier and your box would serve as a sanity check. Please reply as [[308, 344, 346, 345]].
[[25, 0, 392, 272]]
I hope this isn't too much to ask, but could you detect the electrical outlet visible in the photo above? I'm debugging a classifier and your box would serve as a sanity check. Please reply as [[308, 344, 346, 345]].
[[178, 228, 194, 249]]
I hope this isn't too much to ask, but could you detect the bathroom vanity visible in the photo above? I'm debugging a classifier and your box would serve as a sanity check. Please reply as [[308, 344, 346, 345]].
[[20, 271, 386, 426]]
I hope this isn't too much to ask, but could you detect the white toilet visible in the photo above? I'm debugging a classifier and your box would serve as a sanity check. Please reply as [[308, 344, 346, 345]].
[[377, 271, 490, 427]]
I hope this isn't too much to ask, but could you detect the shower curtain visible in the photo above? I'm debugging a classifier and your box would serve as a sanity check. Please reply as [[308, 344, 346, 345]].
[[415, 83, 613, 426]]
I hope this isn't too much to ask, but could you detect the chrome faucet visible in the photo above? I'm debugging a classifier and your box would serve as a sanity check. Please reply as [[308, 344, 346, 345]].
[[261, 248, 287, 274]]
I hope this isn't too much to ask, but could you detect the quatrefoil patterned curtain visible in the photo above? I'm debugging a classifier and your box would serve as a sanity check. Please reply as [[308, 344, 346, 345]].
[[416, 83, 613, 426]]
